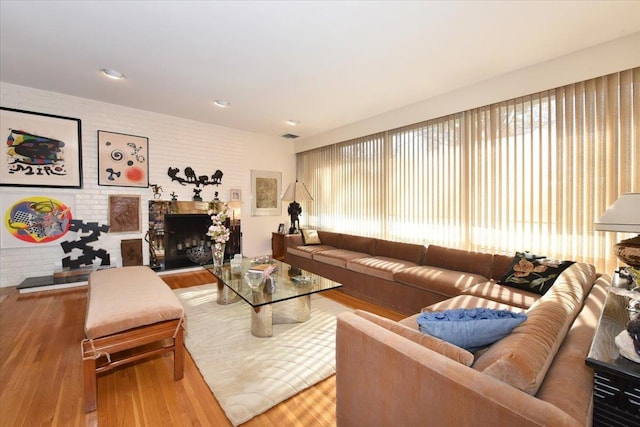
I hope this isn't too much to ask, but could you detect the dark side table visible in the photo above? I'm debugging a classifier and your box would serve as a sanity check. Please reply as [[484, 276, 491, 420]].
[[586, 290, 640, 426]]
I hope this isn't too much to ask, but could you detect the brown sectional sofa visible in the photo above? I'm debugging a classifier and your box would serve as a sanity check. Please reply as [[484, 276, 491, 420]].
[[285, 230, 516, 315], [285, 231, 611, 426]]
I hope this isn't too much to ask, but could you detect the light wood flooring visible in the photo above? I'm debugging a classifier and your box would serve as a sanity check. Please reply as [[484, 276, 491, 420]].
[[0, 269, 404, 427]]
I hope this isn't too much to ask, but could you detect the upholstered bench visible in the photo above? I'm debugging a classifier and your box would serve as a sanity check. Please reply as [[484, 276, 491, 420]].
[[82, 266, 185, 412]]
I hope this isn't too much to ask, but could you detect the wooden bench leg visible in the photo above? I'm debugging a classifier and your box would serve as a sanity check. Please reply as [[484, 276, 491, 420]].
[[83, 356, 97, 412], [174, 325, 184, 380]]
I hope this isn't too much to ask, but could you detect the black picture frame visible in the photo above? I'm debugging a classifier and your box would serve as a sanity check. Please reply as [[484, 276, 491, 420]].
[[277, 223, 285, 234], [0, 107, 83, 188]]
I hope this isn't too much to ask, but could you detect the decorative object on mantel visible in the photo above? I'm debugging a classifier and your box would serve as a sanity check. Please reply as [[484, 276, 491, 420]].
[[207, 201, 230, 268], [281, 180, 313, 234], [150, 183, 163, 199], [170, 192, 178, 201]]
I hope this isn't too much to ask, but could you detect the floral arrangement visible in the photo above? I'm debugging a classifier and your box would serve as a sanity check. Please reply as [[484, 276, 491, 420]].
[[207, 206, 230, 248]]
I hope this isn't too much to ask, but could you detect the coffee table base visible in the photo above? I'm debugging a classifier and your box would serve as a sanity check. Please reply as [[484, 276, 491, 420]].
[[251, 295, 311, 337], [216, 280, 240, 305]]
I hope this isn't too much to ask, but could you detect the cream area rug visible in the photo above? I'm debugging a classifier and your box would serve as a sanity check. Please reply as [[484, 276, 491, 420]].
[[173, 284, 351, 426]]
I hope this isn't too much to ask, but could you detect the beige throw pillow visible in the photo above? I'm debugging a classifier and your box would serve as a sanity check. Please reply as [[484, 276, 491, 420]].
[[301, 229, 322, 245]]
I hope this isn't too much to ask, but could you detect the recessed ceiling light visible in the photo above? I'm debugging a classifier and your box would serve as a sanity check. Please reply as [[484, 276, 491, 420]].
[[213, 99, 231, 108], [287, 119, 300, 126], [101, 68, 125, 80]]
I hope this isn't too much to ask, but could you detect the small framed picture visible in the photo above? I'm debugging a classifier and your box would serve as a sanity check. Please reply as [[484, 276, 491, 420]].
[[230, 188, 241, 202], [108, 194, 141, 233], [277, 223, 285, 234]]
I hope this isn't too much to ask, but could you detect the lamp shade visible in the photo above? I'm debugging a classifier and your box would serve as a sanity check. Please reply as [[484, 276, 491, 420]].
[[282, 181, 313, 202], [594, 193, 640, 233]]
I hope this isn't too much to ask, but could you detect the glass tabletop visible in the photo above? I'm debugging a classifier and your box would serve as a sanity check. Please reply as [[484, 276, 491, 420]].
[[204, 257, 342, 308]]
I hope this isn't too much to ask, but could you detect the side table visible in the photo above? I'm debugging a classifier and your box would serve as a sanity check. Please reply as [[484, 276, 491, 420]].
[[586, 289, 640, 426], [271, 232, 288, 261]]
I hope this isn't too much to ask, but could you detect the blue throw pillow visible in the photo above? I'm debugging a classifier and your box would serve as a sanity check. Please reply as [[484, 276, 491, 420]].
[[416, 308, 527, 352]]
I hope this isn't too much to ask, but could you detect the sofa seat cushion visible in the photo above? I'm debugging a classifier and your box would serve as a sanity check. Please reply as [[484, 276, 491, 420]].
[[353, 310, 474, 366], [472, 262, 596, 395], [463, 281, 541, 309], [395, 266, 488, 298], [347, 256, 418, 281], [287, 244, 336, 260], [313, 249, 370, 268]]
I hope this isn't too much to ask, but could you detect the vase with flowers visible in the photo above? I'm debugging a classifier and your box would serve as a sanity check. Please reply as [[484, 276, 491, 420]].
[[207, 205, 230, 268]]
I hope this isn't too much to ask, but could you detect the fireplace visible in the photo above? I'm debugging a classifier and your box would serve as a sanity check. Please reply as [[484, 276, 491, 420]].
[[148, 200, 242, 271]]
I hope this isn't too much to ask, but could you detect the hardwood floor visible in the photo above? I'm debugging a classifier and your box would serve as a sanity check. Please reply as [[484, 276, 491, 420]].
[[0, 269, 404, 427]]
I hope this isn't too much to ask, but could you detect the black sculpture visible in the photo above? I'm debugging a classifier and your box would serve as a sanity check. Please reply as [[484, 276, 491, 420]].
[[288, 201, 302, 234], [167, 166, 223, 187], [60, 219, 111, 268]]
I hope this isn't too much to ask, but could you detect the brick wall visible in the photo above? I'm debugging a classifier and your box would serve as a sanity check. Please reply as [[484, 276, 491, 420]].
[[0, 82, 295, 287]]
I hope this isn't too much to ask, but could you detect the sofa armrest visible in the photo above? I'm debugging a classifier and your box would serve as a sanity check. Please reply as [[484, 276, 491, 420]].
[[336, 312, 581, 427], [284, 234, 303, 248]]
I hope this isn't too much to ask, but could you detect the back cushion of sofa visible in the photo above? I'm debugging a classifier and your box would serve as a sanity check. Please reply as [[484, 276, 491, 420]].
[[424, 245, 493, 279], [341, 234, 376, 254], [375, 239, 426, 264], [490, 254, 515, 281], [472, 262, 596, 395], [317, 231, 342, 248]]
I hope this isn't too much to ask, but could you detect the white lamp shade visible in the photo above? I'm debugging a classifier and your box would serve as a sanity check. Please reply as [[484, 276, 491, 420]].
[[594, 193, 640, 233], [282, 181, 313, 202]]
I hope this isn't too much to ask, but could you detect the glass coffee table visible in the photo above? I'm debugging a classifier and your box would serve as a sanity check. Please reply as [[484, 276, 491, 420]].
[[204, 257, 342, 337]]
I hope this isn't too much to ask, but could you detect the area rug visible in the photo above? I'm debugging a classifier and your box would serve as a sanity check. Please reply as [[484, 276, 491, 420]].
[[173, 283, 351, 426]]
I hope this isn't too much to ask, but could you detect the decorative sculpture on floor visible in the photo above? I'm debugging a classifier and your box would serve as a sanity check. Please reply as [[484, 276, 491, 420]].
[[60, 219, 111, 268]]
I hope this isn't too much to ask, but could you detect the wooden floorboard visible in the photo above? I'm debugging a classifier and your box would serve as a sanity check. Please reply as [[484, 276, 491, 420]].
[[0, 268, 404, 427]]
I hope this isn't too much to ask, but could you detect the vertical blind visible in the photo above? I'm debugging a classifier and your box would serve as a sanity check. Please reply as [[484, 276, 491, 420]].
[[297, 68, 639, 273]]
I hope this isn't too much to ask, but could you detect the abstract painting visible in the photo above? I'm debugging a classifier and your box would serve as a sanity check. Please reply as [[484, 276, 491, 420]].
[[0, 191, 76, 248], [0, 107, 83, 188], [98, 130, 149, 187], [108, 195, 141, 233], [250, 170, 281, 216]]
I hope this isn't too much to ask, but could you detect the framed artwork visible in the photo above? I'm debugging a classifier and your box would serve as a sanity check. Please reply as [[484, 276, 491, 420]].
[[121, 238, 143, 266], [0, 107, 83, 188], [277, 223, 285, 233], [230, 188, 241, 202], [0, 190, 76, 248], [108, 194, 141, 233], [98, 130, 149, 187], [250, 170, 281, 216]]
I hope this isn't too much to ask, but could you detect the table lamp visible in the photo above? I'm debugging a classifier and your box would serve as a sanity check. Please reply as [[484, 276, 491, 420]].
[[594, 192, 640, 269], [281, 180, 313, 234]]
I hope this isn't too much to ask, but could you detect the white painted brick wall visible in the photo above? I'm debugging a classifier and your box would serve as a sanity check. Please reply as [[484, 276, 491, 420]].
[[0, 82, 296, 287]]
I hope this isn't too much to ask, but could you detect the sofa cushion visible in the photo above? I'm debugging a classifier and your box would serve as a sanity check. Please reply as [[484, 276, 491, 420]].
[[424, 245, 493, 278], [347, 256, 418, 281], [374, 239, 426, 264], [287, 244, 336, 260], [341, 234, 376, 254], [463, 281, 541, 309], [313, 249, 369, 268], [498, 252, 575, 295], [472, 262, 596, 395], [354, 310, 474, 366], [301, 229, 322, 245], [395, 266, 488, 298], [317, 231, 343, 248], [416, 308, 527, 352]]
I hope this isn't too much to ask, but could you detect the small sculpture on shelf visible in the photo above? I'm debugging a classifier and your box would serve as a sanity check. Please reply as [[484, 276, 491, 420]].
[[167, 166, 223, 187]]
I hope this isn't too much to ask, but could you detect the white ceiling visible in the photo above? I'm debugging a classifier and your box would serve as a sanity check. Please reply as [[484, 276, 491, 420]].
[[2, 1, 640, 141]]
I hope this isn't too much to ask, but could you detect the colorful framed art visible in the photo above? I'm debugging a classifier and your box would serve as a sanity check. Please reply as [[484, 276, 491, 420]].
[[0, 107, 83, 188], [98, 130, 149, 188]]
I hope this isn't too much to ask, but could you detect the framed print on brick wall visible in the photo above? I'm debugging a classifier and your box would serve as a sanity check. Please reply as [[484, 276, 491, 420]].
[[98, 130, 149, 188], [0, 107, 83, 188], [250, 170, 281, 216]]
